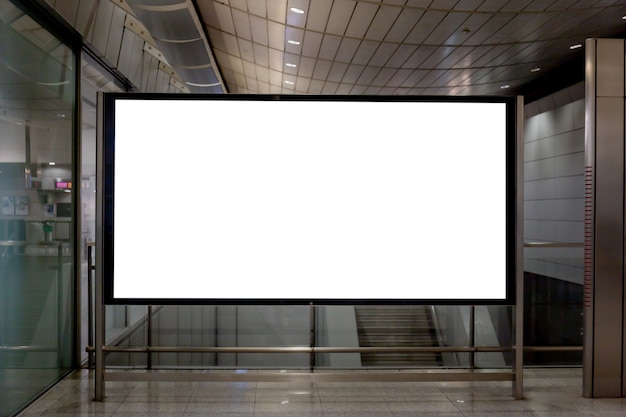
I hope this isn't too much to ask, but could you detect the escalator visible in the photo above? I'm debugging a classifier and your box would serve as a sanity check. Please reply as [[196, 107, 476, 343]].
[[355, 305, 442, 367]]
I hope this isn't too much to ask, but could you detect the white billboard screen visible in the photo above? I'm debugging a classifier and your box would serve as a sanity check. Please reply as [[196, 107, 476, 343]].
[[102, 95, 516, 305]]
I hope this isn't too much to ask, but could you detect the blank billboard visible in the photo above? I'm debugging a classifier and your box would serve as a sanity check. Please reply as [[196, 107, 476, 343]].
[[102, 94, 516, 305]]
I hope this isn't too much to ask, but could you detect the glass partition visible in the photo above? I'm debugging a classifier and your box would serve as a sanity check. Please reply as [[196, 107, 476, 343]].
[[0, 1, 76, 415]]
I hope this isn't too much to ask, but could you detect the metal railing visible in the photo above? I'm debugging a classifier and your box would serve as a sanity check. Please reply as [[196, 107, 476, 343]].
[[83, 240, 584, 370]]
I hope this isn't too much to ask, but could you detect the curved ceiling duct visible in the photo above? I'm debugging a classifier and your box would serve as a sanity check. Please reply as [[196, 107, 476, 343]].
[[123, 0, 226, 93]]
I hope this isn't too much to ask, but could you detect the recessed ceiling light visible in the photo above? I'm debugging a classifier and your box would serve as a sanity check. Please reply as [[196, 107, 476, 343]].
[[286, 63, 297, 68], [284, 80, 295, 85], [287, 40, 301, 45], [185, 81, 221, 87], [530, 67, 541, 73], [622, 15, 626, 20], [290, 7, 305, 14], [48, 162, 56, 166], [570, 43, 583, 50], [500, 84, 510, 89]]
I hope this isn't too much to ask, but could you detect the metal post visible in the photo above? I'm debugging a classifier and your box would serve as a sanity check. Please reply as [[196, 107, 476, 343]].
[[513, 95, 525, 400], [94, 92, 105, 401], [309, 303, 316, 371], [147, 305, 153, 369], [469, 306, 475, 369], [87, 244, 94, 368], [583, 38, 596, 398], [57, 243, 63, 368]]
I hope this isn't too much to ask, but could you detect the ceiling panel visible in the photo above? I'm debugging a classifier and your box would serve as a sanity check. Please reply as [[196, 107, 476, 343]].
[[344, 2, 378, 39], [117, 0, 626, 98]]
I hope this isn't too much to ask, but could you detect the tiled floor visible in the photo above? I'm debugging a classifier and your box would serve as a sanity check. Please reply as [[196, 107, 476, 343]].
[[16, 367, 626, 416]]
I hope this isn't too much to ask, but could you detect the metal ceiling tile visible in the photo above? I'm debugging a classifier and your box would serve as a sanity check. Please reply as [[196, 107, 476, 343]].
[[213, 2, 236, 34], [312, 59, 332, 80], [298, 56, 317, 77], [249, 15, 268, 45], [369, 43, 398, 66], [284, 52, 300, 71], [232, 8, 252, 40], [318, 34, 342, 60], [442, 12, 491, 45], [500, 0, 534, 11], [372, 67, 397, 86], [453, 0, 486, 10], [269, 68, 282, 86], [342, 64, 365, 84], [386, 44, 418, 67], [305, 0, 333, 32], [420, 46, 455, 68], [435, 46, 473, 69], [295, 76, 311, 92], [430, 0, 462, 8], [365, 5, 402, 41], [481, 13, 537, 44], [335, 38, 361, 63], [345, 2, 379, 39], [229, 0, 247, 10], [197, 1, 220, 29], [247, 0, 266, 17], [267, 0, 287, 24], [462, 13, 514, 45], [335, 83, 353, 94], [308, 79, 325, 93], [286, 0, 309, 27], [322, 81, 339, 94], [327, 62, 349, 82], [284, 26, 305, 52], [221, 32, 241, 57], [416, 69, 446, 88], [404, 10, 447, 44], [402, 45, 438, 68], [257, 80, 270, 93], [268, 48, 285, 70], [301, 30, 323, 57], [356, 66, 381, 85], [399, 69, 429, 87], [245, 76, 258, 92], [386, 68, 413, 87], [326, 1, 357, 35], [385, 8, 424, 43], [352, 40, 380, 65], [238, 38, 255, 62], [242, 60, 256, 78], [423, 12, 470, 45], [267, 20, 286, 50], [477, 0, 506, 12], [524, 0, 558, 12], [255, 65, 269, 83]]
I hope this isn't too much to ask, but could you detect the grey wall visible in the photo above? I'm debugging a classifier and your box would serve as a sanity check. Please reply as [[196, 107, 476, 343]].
[[523, 82, 585, 285]]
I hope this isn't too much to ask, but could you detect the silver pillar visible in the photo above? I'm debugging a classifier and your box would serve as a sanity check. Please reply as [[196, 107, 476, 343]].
[[95, 92, 105, 401], [583, 38, 626, 398]]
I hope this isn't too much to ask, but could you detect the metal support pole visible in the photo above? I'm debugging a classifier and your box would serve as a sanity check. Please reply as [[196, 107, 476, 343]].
[[147, 305, 153, 369], [87, 244, 94, 368], [94, 92, 105, 401], [309, 303, 316, 371], [469, 306, 475, 369], [513, 95, 525, 400]]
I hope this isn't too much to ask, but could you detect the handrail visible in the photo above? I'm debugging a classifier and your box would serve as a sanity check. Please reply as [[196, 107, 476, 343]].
[[524, 241, 584, 248], [0, 345, 58, 352], [86, 345, 582, 354]]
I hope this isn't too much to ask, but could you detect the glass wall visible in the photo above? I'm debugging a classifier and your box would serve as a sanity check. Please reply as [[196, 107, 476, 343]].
[[0, 1, 76, 415]]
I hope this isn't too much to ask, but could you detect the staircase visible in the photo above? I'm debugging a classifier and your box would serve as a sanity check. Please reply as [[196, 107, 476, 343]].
[[355, 305, 442, 367]]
